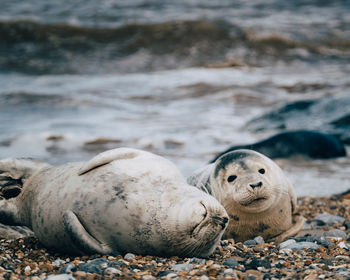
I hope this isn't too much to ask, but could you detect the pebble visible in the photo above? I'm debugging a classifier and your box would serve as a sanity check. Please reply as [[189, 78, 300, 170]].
[[324, 229, 348, 239], [1, 193, 350, 279], [124, 252, 136, 260], [314, 212, 345, 225], [46, 274, 76, 280], [171, 263, 193, 271]]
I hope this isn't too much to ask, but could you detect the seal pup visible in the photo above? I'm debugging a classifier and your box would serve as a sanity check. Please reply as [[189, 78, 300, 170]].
[[188, 149, 305, 243], [0, 148, 228, 257], [210, 130, 346, 163]]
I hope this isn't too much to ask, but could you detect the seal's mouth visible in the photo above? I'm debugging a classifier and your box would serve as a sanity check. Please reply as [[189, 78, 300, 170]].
[[240, 196, 267, 206]]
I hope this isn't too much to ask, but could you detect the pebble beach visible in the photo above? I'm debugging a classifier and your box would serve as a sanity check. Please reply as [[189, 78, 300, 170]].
[[1, 191, 350, 280]]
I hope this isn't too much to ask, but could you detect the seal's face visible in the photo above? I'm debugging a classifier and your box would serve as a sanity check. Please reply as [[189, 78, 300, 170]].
[[214, 149, 285, 214], [158, 186, 229, 257]]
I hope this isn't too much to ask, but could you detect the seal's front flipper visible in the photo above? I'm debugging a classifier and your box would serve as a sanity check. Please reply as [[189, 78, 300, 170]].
[[63, 211, 112, 255], [0, 199, 21, 225], [0, 158, 50, 199], [274, 215, 306, 244]]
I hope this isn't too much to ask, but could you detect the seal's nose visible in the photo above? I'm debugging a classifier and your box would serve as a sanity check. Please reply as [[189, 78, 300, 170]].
[[212, 215, 229, 229], [250, 181, 263, 189]]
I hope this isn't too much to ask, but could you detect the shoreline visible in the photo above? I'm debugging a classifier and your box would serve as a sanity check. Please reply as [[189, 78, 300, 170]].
[[1, 191, 349, 279]]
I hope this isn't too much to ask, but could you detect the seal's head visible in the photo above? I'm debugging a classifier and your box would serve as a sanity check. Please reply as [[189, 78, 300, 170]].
[[212, 149, 289, 214]]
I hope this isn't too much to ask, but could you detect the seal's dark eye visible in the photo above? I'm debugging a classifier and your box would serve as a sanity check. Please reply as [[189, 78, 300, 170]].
[[227, 175, 237, 183], [258, 168, 265, 174]]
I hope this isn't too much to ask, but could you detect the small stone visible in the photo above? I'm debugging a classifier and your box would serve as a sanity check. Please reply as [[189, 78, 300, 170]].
[[344, 222, 350, 230], [224, 268, 234, 275], [46, 274, 76, 280], [60, 264, 77, 274], [74, 271, 87, 278], [324, 229, 348, 239], [254, 236, 265, 244], [223, 258, 239, 267], [314, 213, 345, 226], [283, 241, 320, 251], [172, 263, 193, 271], [200, 276, 209, 280], [166, 272, 179, 279], [279, 239, 296, 249], [156, 271, 169, 277], [190, 257, 206, 264], [52, 258, 66, 267], [142, 275, 155, 280], [243, 239, 257, 246], [104, 267, 122, 276], [124, 253, 136, 260], [78, 258, 109, 274], [337, 241, 349, 249]]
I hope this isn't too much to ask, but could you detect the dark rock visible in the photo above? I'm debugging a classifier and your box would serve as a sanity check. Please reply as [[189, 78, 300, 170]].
[[210, 130, 346, 162], [319, 259, 334, 266], [78, 258, 110, 274], [245, 257, 271, 269], [223, 258, 239, 267], [243, 239, 257, 246], [60, 263, 77, 274], [156, 271, 169, 277], [245, 94, 350, 144], [344, 222, 350, 230]]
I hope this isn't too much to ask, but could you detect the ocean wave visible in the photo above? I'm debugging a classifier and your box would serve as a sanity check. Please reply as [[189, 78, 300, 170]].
[[1, 19, 349, 74]]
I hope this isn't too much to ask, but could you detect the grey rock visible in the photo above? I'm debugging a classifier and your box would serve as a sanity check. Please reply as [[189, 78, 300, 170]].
[[254, 236, 265, 244], [223, 258, 239, 267], [279, 239, 296, 249], [60, 264, 77, 274], [78, 258, 110, 274], [172, 263, 193, 272], [46, 274, 76, 280], [324, 229, 348, 239], [282, 241, 320, 251], [243, 239, 257, 246], [314, 213, 345, 226], [124, 253, 136, 260], [104, 267, 122, 276], [190, 257, 206, 265]]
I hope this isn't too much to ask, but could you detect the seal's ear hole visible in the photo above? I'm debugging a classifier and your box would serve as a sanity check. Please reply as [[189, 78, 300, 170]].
[[258, 168, 265, 174], [227, 175, 237, 183]]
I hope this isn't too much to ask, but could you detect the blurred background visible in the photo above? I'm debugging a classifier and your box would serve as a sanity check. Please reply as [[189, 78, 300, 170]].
[[0, 0, 349, 196]]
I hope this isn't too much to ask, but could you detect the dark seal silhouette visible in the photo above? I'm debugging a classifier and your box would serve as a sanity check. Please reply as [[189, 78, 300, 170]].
[[211, 130, 346, 163]]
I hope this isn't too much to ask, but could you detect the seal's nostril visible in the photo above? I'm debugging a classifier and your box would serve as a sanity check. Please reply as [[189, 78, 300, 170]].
[[250, 181, 263, 189], [223, 217, 228, 224]]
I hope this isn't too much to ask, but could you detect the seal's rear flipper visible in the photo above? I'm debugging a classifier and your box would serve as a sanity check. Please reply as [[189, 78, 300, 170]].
[[63, 211, 112, 255], [0, 158, 50, 199], [274, 215, 306, 244], [78, 148, 139, 175]]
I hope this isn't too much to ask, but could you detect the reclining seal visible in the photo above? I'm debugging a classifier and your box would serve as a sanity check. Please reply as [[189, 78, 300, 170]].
[[0, 148, 228, 257]]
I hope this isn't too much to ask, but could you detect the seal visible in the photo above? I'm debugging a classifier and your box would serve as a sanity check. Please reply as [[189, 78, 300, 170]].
[[188, 149, 305, 243], [0, 148, 228, 257], [210, 130, 346, 163]]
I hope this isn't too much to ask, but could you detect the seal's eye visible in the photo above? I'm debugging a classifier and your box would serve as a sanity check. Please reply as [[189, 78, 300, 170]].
[[258, 168, 265, 174], [227, 175, 237, 183]]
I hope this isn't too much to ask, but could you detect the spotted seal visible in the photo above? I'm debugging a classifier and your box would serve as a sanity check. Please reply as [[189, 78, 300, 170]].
[[188, 149, 305, 243], [0, 148, 228, 257]]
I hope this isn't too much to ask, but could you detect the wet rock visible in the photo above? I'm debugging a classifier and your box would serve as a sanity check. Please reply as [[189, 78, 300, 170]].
[[314, 212, 345, 226], [190, 257, 206, 264], [245, 94, 350, 144]]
